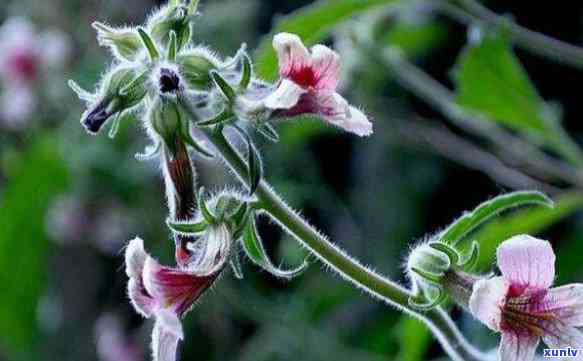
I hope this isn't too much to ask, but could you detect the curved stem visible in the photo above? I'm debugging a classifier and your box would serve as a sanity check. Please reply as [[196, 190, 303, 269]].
[[440, 0, 583, 69], [186, 121, 490, 361]]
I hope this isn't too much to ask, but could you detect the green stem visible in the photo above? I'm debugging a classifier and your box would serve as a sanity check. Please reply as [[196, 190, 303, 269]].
[[190, 124, 489, 361], [441, 0, 583, 69]]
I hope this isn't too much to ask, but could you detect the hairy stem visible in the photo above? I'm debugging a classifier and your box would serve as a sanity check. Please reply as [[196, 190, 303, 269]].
[[179, 116, 490, 361]]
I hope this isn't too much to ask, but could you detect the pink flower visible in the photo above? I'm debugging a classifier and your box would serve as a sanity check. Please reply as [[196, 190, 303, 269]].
[[0, 17, 70, 128], [264, 33, 373, 137], [125, 227, 231, 361], [469, 235, 583, 361]]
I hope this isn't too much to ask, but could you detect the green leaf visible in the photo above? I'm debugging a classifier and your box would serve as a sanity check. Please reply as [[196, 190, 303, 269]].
[[254, 0, 396, 80], [383, 21, 448, 59], [439, 191, 553, 245], [238, 53, 252, 91], [0, 137, 68, 356], [210, 70, 236, 103], [466, 192, 583, 270], [396, 317, 432, 361], [242, 218, 308, 279], [454, 31, 551, 135]]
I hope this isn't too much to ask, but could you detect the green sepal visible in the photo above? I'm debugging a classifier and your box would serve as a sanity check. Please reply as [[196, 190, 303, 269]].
[[210, 70, 236, 103], [428, 242, 459, 266], [408, 288, 447, 311], [68, 79, 96, 102], [257, 122, 280, 143], [232, 124, 262, 195], [137, 27, 160, 61], [167, 218, 208, 234], [179, 115, 214, 158], [459, 241, 479, 271], [242, 218, 308, 280], [167, 31, 178, 62], [197, 187, 217, 225], [410, 267, 443, 285], [230, 250, 244, 280], [108, 113, 122, 139], [195, 109, 233, 127], [238, 53, 252, 91]]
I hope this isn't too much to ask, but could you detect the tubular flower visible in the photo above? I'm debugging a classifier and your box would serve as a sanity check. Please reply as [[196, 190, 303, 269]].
[[469, 235, 583, 361], [264, 32, 373, 137], [125, 224, 231, 361]]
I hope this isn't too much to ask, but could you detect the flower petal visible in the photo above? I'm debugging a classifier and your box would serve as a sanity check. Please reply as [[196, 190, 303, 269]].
[[499, 331, 539, 361], [264, 79, 306, 110], [310, 44, 341, 91], [142, 257, 217, 316], [469, 276, 508, 331], [151, 311, 183, 361], [125, 237, 147, 279], [497, 235, 555, 292], [319, 93, 373, 136], [272, 33, 310, 79], [542, 319, 583, 354], [543, 284, 583, 326], [127, 278, 156, 318]]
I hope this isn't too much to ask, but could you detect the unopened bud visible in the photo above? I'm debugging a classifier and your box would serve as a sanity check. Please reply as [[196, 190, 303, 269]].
[[92, 22, 142, 62], [148, 2, 194, 50], [177, 49, 218, 89], [150, 98, 182, 155], [80, 66, 148, 134]]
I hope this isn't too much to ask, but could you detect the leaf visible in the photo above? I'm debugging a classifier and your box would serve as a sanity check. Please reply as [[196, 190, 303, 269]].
[[439, 191, 553, 245], [242, 218, 308, 279], [210, 70, 236, 103], [0, 137, 68, 356], [383, 21, 448, 59], [465, 192, 583, 270], [454, 31, 551, 135], [238, 53, 252, 91], [254, 0, 396, 80]]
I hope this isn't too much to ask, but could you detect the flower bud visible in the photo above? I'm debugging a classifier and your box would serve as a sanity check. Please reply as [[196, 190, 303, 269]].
[[407, 243, 451, 285], [92, 22, 142, 62], [80, 66, 148, 134], [177, 49, 218, 89], [147, 2, 193, 50]]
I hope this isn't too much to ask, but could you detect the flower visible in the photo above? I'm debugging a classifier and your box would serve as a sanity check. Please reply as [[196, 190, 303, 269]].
[[0, 17, 69, 128], [469, 235, 583, 361], [125, 225, 231, 361], [264, 32, 373, 137]]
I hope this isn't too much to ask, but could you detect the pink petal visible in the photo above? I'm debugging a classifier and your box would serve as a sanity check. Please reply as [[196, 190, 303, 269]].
[[125, 237, 147, 279], [264, 79, 306, 110], [272, 33, 310, 80], [499, 331, 539, 361], [541, 319, 583, 353], [151, 311, 183, 361], [142, 257, 217, 316], [469, 277, 509, 331], [310, 45, 341, 91], [318, 93, 373, 137], [497, 235, 555, 292], [543, 284, 583, 326], [127, 278, 156, 318]]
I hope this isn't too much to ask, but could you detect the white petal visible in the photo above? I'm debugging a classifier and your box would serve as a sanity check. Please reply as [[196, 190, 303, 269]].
[[497, 235, 555, 291], [151, 313, 182, 361], [320, 93, 373, 137], [310, 44, 341, 91], [125, 237, 147, 279], [272, 32, 311, 78], [127, 278, 156, 318], [542, 319, 583, 353], [545, 284, 583, 326], [264, 79, 306, 110], [499, 331, 539, 361], [469, 277, 508, 331]]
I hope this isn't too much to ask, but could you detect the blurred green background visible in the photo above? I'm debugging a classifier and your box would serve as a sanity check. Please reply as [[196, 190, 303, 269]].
[[1, 0, 583, 360]]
